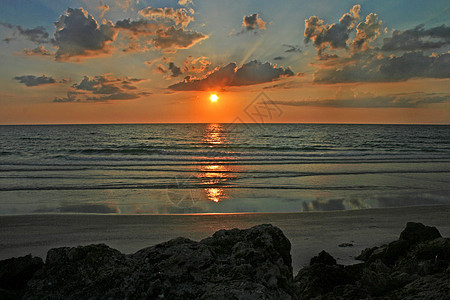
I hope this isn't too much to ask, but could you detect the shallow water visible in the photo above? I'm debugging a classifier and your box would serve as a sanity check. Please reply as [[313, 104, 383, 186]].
[[0, 123, 449, 214]]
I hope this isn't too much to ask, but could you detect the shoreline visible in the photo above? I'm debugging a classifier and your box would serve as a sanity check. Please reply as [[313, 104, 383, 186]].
[[1, 205, 449, 273]]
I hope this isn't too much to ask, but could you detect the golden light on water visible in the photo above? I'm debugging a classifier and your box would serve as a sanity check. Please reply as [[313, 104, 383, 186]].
[[197, 123, 237, 203], [205, 188, 223, 203], [209, 94, 218, 102]]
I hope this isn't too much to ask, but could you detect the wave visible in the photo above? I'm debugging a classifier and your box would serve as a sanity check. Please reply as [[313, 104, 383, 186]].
[[0, 184, 422, 192]]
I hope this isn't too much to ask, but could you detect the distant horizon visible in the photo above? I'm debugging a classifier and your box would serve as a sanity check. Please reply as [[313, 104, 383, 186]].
[[1, 122, 449, 126]]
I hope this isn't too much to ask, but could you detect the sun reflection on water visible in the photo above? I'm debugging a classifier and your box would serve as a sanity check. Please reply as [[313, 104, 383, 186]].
[[198, 124, 237, 203]]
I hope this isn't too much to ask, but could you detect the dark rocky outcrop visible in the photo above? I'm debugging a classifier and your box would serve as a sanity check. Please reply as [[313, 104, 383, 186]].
[[5, 224, 294, 299], [0, 254, 43, 299], [0, 222, 448, 299], [294, 222, 449, 299]]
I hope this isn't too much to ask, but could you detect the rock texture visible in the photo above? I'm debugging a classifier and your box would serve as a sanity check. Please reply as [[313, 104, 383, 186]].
[[294, 222, 449, 299], [0, 222, 448, 299], [12, 224, 294, 299]]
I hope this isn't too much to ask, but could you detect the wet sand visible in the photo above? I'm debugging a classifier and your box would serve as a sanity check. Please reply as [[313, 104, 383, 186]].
[[1, 205, 449, 273]]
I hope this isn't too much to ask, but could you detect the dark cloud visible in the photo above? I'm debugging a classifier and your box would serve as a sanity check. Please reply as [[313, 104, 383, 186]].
[[53, 8, 117, 61], [0, 22, 50, 44], [314, 51, 450, 83], [283, 44, 302, 53], [114, 19, 160, 36], [272, 91, 450, 108], [169, 60, 294, 91], [114, 5, 206, 53], [53, 91, 84, 103], [139, 6, 194, 28], [382, 24, 450, 51], [304, 5, 360, 58], [72, 75, 142, 94], [23, 46, 53, 56], [17, 25, 50, 44], [156, 56, 211, 79], [153, 26, 207, 51], [168, 62, 182, 77], [273, 56, 284, 60], [305, 6, 449, 83], [115, 20, 207, 52], [242, 13, 266, 31], [86, 92, 140, 101], [14, 75, 56, 87], [54, 74, 146, 102]]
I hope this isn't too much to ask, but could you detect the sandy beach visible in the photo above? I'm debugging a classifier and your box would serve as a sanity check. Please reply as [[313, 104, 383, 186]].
[[1, 204, 449, 273]]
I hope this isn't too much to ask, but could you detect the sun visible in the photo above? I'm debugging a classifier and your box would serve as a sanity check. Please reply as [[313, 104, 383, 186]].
[[209, 94, 218, 102]]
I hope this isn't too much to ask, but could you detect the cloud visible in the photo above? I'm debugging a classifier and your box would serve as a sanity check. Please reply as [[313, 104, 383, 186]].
[[178, 0, 193, 6], [115, 6, 206, 53], [86, 92, 140, 101], [23, 46, 53, 56], [153, 26, 207, 51], [14, 75, 56, 87], [72, 74, 142, 94], [314, 51, 450, 83], [382, 24, 450, 51], [53, 8, 117, 61], [169, 60, 294, 91], [114, 19, 160, 36], [272, 91, 450, 108], [242, 13, 266, 32], [304, 5, 360, 58], [305, 5, 449, 83], [273, 56, 284, 60], [54, 74, 147, 102], [139, 7, 194, 28], [156, 56, 211, 78], [53, 91, 84, 103], [283, 44, 302, 53], [351, 13, 382, 51], [97, 2, 110, 19], [0, 22, 50, 44], [168, 62, 182, 77]]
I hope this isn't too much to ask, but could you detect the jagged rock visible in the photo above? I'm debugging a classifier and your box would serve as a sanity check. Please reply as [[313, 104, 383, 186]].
[[294, 251, 362, 298], [294, 222, 449, 299], [22, 224, 294, 299], [1, 221, 448, 299], [0, 254, 43, 292], [310, 250, 336, 266], [399, 222, 442, 244]]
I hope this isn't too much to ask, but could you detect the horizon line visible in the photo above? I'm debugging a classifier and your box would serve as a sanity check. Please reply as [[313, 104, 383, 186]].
[[1, 122, 449, 126]]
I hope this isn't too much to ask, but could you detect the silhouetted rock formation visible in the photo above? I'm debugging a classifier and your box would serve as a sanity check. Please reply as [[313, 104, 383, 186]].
[[0, 222, 448, 299], [294, 222, 449, 299]]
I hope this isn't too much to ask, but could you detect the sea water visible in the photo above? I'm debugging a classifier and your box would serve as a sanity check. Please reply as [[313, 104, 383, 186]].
[[0, 124, 449, 215]]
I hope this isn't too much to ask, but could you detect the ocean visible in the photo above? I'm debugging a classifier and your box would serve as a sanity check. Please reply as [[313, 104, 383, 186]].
[[0, 124, 449, 215]]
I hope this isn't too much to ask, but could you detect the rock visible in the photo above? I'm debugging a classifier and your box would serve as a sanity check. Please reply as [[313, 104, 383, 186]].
[[310, 250, 336, 266], [294, 252, 361, 298], [338, 242, 354, 247], [23, 224, 295, 299], [2, 221, 448, 299], [399, 222, 442, 244], [356, 246, 378, 261], [294, 222, 449, 299], [0, 254, 43, 291]]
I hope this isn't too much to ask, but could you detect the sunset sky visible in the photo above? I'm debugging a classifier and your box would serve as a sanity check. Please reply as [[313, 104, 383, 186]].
[[0, 0, 449, 124]]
